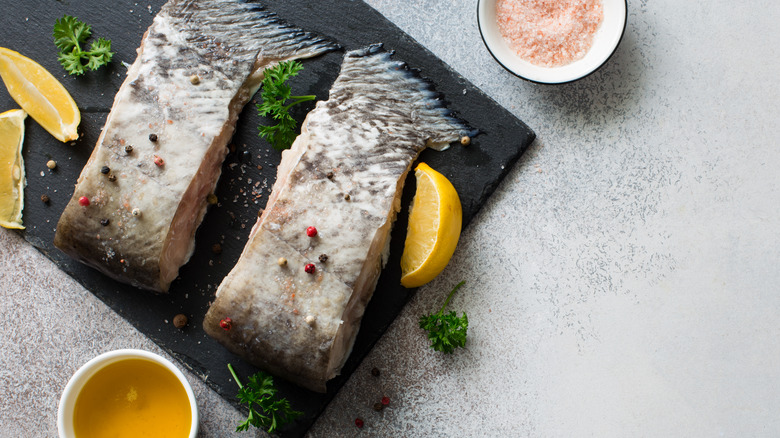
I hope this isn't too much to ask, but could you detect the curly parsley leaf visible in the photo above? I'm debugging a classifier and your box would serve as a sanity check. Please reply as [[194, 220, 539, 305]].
[[53, 15, 113, 75], [257, 60, 315, 150], [419, 281, 469, 353], [228, 363, 302, 434]]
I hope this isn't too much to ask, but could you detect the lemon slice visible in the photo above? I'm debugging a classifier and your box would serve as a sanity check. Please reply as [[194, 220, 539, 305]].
[[400, 162, 462, 288], [0, 109, 27, 229], [0, 47, 79, 142]]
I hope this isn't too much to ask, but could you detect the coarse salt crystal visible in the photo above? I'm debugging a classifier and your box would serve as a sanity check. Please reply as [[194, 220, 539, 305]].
[[496, 0, 604, 67]]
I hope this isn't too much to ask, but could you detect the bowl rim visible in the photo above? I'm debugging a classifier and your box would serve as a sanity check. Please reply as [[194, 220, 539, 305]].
[[477, 0, 628, 85], [57, 348, 199, 438]]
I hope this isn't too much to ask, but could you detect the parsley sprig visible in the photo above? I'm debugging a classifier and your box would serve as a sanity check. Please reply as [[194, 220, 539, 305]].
[[257, 60, 315, 150], [53, 15, 113, 75], [228, 363, 302, 434], [419, 281, 469, 353]]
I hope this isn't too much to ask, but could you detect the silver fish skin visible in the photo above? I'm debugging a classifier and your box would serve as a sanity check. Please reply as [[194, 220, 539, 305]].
[[203, 45, 474, 392], [53, 0, 337, 292]]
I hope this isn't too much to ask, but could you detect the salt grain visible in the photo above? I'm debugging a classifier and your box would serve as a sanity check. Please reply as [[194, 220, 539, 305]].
[[496, 0, 604, 67]]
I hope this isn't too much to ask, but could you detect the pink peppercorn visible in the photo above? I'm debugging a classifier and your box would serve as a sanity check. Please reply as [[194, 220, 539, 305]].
[[354, 418, 364, 428], [78, 196, 90, 206], [381, 396, 390, 406], [219, 317, 232, 330], [304, 263, 316, 274], [154, 155, 165, 167], [306, 226, 318, 237]]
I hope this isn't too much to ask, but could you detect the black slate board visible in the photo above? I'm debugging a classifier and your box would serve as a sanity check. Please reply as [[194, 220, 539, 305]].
[[2, 1, 534, 435]]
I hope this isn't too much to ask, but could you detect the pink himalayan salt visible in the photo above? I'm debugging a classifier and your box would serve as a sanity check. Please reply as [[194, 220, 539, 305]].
[[496, 0, 604, 68]]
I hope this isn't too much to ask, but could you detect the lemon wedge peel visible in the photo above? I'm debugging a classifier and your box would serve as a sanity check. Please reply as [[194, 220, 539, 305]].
[[0, 47, 79, 142], [400, 162, 462, 288], [0, 109, 27, 229]]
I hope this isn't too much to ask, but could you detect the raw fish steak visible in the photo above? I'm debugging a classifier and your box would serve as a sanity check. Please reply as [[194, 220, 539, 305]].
[[203, 45, 474, 392], [54, 0, 337, 292]]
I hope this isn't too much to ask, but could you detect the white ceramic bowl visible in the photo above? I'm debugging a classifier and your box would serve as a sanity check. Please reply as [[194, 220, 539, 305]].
[[57, 349, 199, 438], [478, 0, 627, 84]]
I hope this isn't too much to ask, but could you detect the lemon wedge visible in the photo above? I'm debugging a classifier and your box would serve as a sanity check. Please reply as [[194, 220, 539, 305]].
[[0, 47, 79, 142], [400, 162, 462, 288], [0, 109, 27, 229]]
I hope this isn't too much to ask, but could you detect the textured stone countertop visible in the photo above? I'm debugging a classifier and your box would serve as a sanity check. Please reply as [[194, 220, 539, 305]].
[[3, 1, 780, 436]]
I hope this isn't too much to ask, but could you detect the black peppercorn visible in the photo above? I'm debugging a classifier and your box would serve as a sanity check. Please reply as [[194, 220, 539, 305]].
[[212, 243, 222, 254], [173, 314, 188, 329], [326, 171, 334, 180], [108, 174, 117, 182], [100, 219, 110, 226], [373, 402, 383, 412], [40, 194, 50, 204], [149, 133, 158, 142], [319, 254, 329, 263], [125, 145, 133, 154], [101, 166, 110, 174], [371, 367, 380, 377]]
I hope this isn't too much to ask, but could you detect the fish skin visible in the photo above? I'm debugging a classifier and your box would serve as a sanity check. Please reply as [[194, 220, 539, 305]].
[[53, 0, 337, 292], [203, 45, 474, 392]]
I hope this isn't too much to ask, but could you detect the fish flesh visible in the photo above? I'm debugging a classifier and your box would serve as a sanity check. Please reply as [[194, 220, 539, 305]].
[[203, 45, 474, 392], [53, 0, 337, 292]]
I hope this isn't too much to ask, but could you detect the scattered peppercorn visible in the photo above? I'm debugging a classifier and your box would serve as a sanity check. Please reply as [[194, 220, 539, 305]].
[[381, 396, 390, 406], [305, 315, 315, 326], [173, 314, 188, 329], [154, 155, 165, 167], [149, 133, 158, 142], [40, 194, 50, 204], [304, 263, 316, 274], [306, 226, 318, 237], [100, 218, 110, 226], [373, 402, 383, 412], [100, 165, 110, 174], [354, 418, 364, 428], [132, 208, 141, 217], [211, 243, 222, 254], [108, 174, 117, 182], [125, 145, 134, 154], [219, 317, 232, 331], [344, 194, 351, 201], [46, 160, 57, 170], [326, 171, 334, 180], [242, 150, 251, 161], [460, 135, 471, 146], [189, 74, 200, 85], [207, 193, 218, 205], [319, 254, 328, 263], [277, 257, 288, 267], [78, 196, 90, 206], [371, 367, 380, 377]]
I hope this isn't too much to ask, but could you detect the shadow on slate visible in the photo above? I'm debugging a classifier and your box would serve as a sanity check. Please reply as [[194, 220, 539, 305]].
[[2, 0, 534, 435]]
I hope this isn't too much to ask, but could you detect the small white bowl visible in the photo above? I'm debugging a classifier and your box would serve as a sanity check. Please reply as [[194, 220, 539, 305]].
[[478, 0, 627, 84], [57, 349, 199, 438]]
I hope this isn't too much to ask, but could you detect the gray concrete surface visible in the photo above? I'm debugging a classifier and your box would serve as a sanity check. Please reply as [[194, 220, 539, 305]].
[[3, 0, 780, 436]]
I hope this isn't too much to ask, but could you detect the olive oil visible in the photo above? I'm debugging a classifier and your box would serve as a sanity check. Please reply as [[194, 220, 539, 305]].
[[73, 358, 191, 437]]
